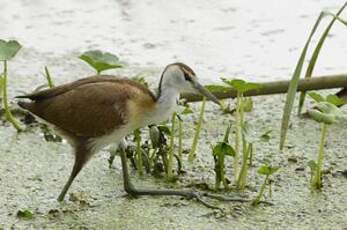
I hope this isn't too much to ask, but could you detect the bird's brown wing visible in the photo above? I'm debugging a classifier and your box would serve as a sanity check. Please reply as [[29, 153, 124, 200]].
[[18, 75, 156, 101], [26, 81, 154, 137]]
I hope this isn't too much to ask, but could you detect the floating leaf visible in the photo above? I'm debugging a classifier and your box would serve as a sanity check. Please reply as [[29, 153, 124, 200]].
[[79, 50, 123, 74], [257, 165, 280, 176], [16, 209, 34, 220], [212, 142, 235, 157], [0, 40, 22, 61], [221, 78, 262, 93]]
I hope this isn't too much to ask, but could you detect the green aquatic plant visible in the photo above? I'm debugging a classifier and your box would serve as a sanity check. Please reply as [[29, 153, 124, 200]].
[[298, 6, 347, 114], [188, 97, 206, 162], [0, 39, 22, 131], [44, 66, 54, 88], [212, 125, 235, 190], [221, 78, 261, 183], [167, 113, 177, 180], [307, 93, 346, 189], [0, 75, 4, 99], [307, 92, 347, 106], [280, 2, 347, 150], [177, 103, 193, 163], [252, 164, 280, 206], [133, 129, 144, 176], [79, 50, 123, 74], [16, 209, 34, 220]]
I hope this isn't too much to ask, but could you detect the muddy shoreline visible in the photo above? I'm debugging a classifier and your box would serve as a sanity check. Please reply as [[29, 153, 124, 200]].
[[1, 0, 347, 229]]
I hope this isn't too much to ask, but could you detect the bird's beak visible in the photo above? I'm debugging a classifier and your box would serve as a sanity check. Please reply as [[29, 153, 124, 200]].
[[192, 80, 221, 106]]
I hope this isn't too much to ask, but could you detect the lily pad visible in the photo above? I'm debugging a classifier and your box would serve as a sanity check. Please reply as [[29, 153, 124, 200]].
[[0, 40, 22, 61], [79, 50, 123, 74]]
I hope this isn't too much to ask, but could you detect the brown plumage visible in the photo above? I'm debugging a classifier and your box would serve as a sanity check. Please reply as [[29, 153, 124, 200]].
[[19, 75, 156, 137], [18, 75, 157, 201]]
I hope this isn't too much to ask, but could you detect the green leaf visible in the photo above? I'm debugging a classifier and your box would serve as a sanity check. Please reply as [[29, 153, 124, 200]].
[[242, 121, 253, 143], [308, 110, 336, 124], [205, 85, 230, 93], [221, 78, 262, 93], [279, 9, 330, 150], [308, 92, 347, 106], [308, 92, 325, 103], [149, 126, 160, 148], [16, 209, 34, 220], [257, 164, 280, 176], [326, 95, 347, 106], [308, 101, 345, 124], [157, 125, 171, 135], [223, 124, 231, 143], [260, 130, 272, 142], [212, 142, 235, 157], [0, 40, 22, 61], [181, 106, 194, 115], [79, 50, 123, 74], [133, 129, 142, 141]]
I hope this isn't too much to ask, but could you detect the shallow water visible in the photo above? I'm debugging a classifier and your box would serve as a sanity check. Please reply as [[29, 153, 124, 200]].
[[1, 0, 347, 229]]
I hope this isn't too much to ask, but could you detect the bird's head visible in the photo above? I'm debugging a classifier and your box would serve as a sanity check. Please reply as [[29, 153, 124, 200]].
[[159, 62, 220, 105]]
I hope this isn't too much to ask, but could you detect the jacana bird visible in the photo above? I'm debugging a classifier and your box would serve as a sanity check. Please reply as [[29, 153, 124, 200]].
[[17, 62, 220, 201]]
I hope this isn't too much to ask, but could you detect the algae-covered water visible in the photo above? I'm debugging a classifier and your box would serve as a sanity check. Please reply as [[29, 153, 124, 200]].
[[1, 0, 347, 229]]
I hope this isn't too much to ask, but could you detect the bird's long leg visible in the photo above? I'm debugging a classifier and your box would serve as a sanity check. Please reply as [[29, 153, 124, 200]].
[[119, 149, 221, 210], [57, 143, 90, 201]]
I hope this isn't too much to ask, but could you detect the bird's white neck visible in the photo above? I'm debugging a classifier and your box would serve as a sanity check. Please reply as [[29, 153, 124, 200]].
[[149, 86, 179, 124]]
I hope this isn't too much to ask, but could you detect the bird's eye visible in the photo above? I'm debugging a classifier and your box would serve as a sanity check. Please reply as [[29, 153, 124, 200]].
[[184, 73, 192, 81]]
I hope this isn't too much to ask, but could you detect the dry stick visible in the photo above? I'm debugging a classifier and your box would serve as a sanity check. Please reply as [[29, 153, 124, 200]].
[[181, 74, 347, 102]]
